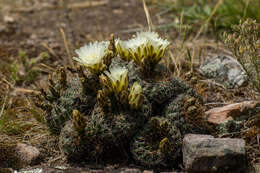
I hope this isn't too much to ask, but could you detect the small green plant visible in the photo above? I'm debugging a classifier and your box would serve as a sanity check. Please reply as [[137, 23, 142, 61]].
[[42, 52, 50, 60], [155, 0, 260, 31], [218, 0, 260, 28], [223, 19, 260, 93], [9, 51, 50, 85], [10, 62, 20, 82]]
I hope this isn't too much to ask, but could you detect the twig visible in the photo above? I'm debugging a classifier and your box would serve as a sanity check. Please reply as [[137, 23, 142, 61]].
[[1, 78, 13, 88], [41, 42, 60, 60], [39, 63, 56, 72], [14, 88, 41, 95], [0, 91, 9, 119], [68, 1, 108, 9], [204, 102, 228, 106]]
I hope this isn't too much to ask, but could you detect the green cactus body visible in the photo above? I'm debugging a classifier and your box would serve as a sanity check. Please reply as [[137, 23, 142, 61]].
[[59, 121, 90, 161], [88, 102, 150, 144], [43, 76, 96, 134], [59, 99, 151, 162], [163, 94, 212, 136], [131, 117, 181, 167]]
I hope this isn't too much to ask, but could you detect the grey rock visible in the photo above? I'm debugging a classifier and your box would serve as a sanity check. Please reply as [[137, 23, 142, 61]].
[[15, 143, 40, 166], [115, 168, 142, 173], [199, 54, 248, 88], [183, 134, 246, 173]]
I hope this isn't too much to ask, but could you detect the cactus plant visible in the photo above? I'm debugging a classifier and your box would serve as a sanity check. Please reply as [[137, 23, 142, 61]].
[[36, 31, 211, 169]]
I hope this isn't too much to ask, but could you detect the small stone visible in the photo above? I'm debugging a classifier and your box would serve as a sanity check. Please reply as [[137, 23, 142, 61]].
[[253, 163, 260, 173], [183, 134, 246, 173], [206, 101, 258, 124], [15, 143, 40, 166], [4, 16, 15, 23], [143, 170, 153, 173], [160, 172, 181, 173], [199, 54, 248, 88], [117, 168, 142, 173]]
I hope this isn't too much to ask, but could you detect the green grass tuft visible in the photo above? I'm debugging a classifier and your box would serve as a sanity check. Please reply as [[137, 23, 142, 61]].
[[154, 0, 260, 32]]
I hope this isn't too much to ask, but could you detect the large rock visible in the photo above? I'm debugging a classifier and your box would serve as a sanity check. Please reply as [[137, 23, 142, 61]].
[[183, 134, 246, 173], [199, 54, 247, 88]]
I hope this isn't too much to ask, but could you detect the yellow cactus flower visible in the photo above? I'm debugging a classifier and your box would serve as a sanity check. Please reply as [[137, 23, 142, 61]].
[[128, 82, 144, 110], [116, 31, 170, 73], [116, 36, 148, 61], [104, 66, 129, 95]]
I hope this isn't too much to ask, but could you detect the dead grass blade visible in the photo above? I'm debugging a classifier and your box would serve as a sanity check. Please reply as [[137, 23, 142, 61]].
[[194, 0, 223, 41], [68, 1, 108, 9], [0, 92, 8, 119], [39, 63, 56, 72], [14, 88, 40, 95], [60, 28, 74, 68], [142, 0, 153, 31], [169, 50, 180, 77]]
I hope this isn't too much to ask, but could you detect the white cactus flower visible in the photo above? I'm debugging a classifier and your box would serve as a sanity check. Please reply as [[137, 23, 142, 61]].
[[136, 31, 159, 40], [104, 66, 129, 95], [136, 31, 170, 50], [73, 41, 109, 74]]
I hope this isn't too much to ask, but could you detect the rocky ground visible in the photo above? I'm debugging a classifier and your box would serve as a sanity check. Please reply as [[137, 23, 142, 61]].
[[0, 0, 259, 172]]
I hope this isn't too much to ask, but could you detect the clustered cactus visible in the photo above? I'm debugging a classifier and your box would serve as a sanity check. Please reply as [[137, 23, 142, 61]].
[[36, 31, 211, 168]]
